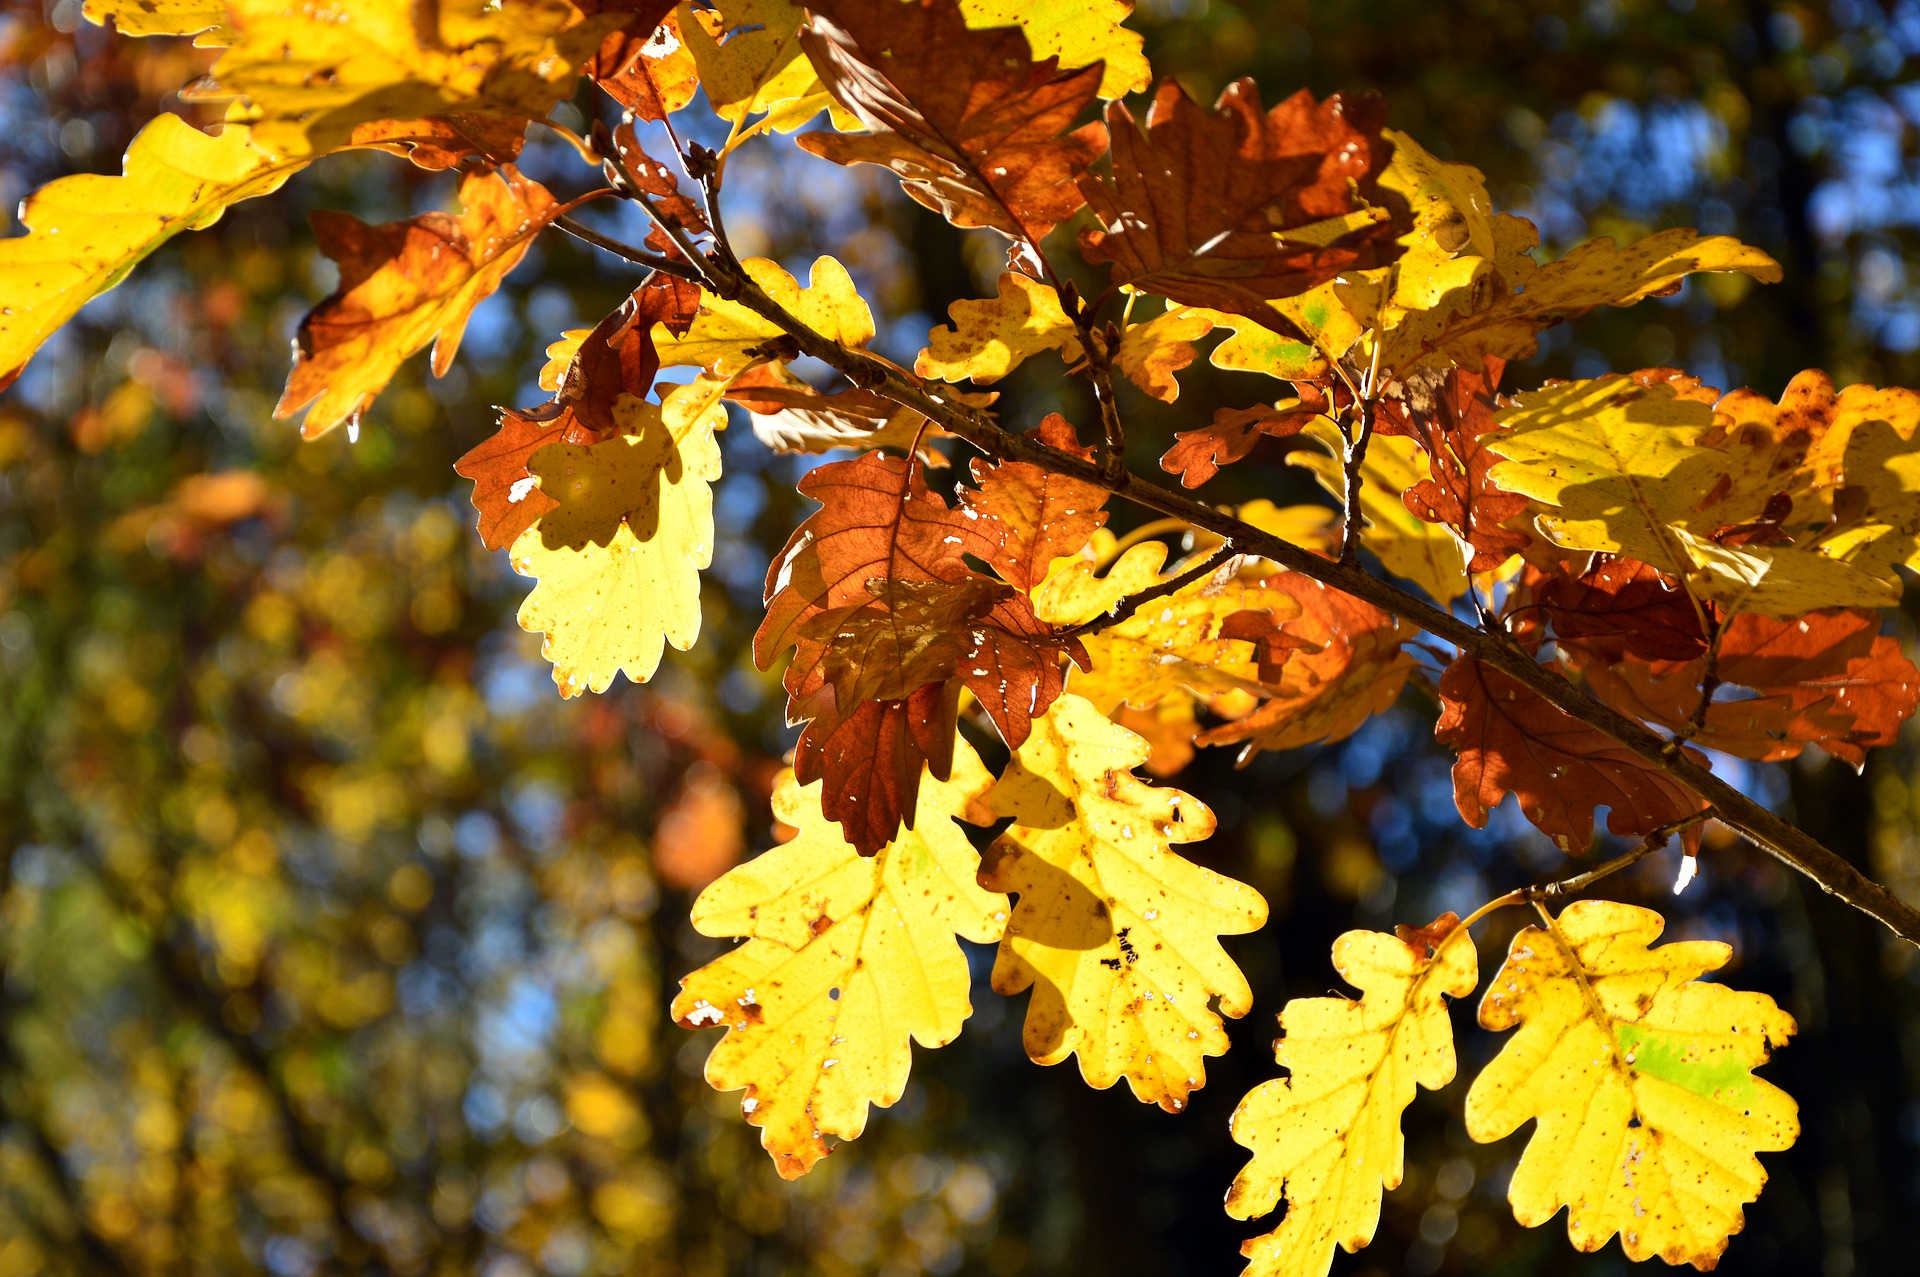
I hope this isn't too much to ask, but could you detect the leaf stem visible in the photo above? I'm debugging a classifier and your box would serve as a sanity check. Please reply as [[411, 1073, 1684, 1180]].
[[1457, 809, 1714, 930], [551, 215, 701, 279]]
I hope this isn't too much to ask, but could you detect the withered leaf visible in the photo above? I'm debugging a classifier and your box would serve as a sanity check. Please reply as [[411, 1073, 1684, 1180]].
[[798, 0, 1108, 259], [1161, 399, 1320, 488], [1436, 656, 1707, 853], [1079, 80, 1404, 328]]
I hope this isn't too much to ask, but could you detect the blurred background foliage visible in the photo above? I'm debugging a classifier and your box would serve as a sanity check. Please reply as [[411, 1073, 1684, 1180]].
[[4, 1, 1920, 1274]]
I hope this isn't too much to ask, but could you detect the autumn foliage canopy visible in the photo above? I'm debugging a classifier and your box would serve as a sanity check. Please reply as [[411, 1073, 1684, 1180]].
[[12, 0, 1920, 1271]]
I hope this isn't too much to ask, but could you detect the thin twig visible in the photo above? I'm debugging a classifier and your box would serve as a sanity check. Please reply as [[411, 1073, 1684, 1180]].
[[669, 189, 1920, 949], [1338, 396, 1376, 566], [552, 216, 701, 278], [1667, 618, 1724, 756], [1460, 809, 1714, 928], [1063, 541, 1237, 637]]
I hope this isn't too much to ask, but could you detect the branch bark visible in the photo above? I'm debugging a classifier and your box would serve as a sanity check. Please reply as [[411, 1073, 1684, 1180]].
[[663, 229, 1920, 949]]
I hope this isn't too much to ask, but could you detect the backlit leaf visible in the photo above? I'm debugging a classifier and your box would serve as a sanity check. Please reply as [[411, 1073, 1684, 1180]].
[[674, 740, 1007, 1177], [0, 115, 302, 391], [981, 694, 1267, 1110], [916, 273, 1080, 385], [277, 165, 563, 438], [1229, 917, 1478, 1277], [655, 256, 874, 376], [509, 392, 723, 696], [1467, 901, 1798, 1269], [958, 0, 1149, 98]]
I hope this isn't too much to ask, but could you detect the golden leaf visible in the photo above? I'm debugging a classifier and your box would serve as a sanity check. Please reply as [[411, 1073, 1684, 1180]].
[[958, 0, 1150, 98], [0, 115, 301, 391], [1115, 302, 1214, 402], [1490, 375, 1900, 615], [654, 256, 874, 376], [672, 740, 1007, 1178], [916, 272, 1081, 384], [1034, 540, 1303, 716], [980, 694, 1267, 1110], [681, 0, 831, 129], [190, 0, 614, 160], [509, 394, 723, 696], [1466, 900, 1798, 1269], [1229, 918, 1479, 1277], [84, 0, 228, 41]]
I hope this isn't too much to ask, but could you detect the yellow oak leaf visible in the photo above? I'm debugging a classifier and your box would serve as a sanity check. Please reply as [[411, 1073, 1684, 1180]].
[[681, 0, 831, 129], [1288, 420, 1469, 605], [1034, 540, 1304, 714], [1466, 900, 1798, 1269], [537, 328, 592, 392], [1408, 218, 1781, 370], [509, 394, 723, 696], [672, 740, 1007, 1178], [654, 256, 874, 376], [959, 0, 1150, 98], [1187, 305, 1329, 380], [916, 272, 1080, 384], [980, 694, 1267, 1110], [1229, 918, 1479, 1277], [1115, 302, 1214, 402], [189, 0, 614, 161], [0, 115, 302, 391], [1490, 376, 1899, 615], [276, 166, 562, 438], [84, 0, 228, 41], [1235, 500, 1342, 556]]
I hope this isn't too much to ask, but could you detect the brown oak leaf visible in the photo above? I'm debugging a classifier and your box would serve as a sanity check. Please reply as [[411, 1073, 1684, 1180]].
[[1436, 655, 1707, 853], [277, 166, 562, 438], [1534, 558, 1708, 663], [797, 0, 1107, 263], [1161, 400, 1319, 488], [1195, 574, 1413, 760], [758, 452, 1080, 851], [1399, 364, 1532, 569], [454, 284, 677, 550], [1578, 610, 1920, 767], [1079, 80, 1405, 327], [962, 414, 1109, 590]]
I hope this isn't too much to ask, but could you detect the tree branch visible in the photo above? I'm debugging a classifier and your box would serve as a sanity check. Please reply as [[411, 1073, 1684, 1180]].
[[668, 221, 1920, 948]]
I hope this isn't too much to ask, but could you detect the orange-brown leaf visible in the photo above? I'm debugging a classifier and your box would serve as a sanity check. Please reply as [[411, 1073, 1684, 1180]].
[[1194, 574, 1413, 759], [1079, 80, 1404, 327], [1436, 656, 1707, 853], [1398, 364, 1531, 570], [963, 415, 1109, 591], [797, 0, 1107, 257], [1535, 558, 1708, 663], [1579, 610, 1920, 767], [277, 166, 561, 437], [1160, 401, 1316, 488]]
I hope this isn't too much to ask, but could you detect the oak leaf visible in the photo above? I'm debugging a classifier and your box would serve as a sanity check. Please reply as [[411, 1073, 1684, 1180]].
[[1229, 918, 1479, 1277], [0, 115, 302, 391], [1078, 80, 1403, 327], [1195, 576, 1415, 761], [1397, 364, 1532, 570], [190, 0, 623, 162], [916, 272, 1080, 385], [1435, 655, 1706, 853], [1114, 302, 1214, 401], [798, 0, 1109, 259], [277, 165, 563, 438], [1033, 540, 1308, 719], [961, 416, 1110, 591], [509, 392, 723, 696], [758, 453, 1078, 852], [681, 0, 831, 129], [673, 741, 1007, 1178], [1575, 609, 1920, 767], [1467, 901, 1798, 1269], [1489, 375, 1900, 616], [724, 362, 958, 459], [654, 255, 874, 376], [1408, 219, 1781, 370], [957, 0, 1150, 99], [1534, 558, 1708, 663], [1162, 399, 1318, 488], [589, 8, 699, 119], [83, 0, 228, 41], [980, 694, 1267, 1109]]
